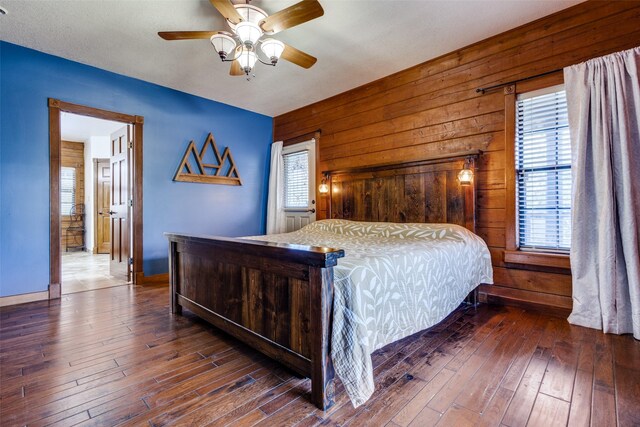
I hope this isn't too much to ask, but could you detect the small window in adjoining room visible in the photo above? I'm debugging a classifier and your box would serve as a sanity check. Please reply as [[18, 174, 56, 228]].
[[283, 149, 309, 209], [60, 166, 76, 216], [515, 85, 571, 253]]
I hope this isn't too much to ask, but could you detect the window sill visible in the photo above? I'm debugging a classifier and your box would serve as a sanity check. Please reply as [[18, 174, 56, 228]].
[[503, 250, 570, 269]]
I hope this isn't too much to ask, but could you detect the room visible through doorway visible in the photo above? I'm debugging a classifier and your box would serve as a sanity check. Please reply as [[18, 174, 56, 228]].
[[60, 112, 131, 294]]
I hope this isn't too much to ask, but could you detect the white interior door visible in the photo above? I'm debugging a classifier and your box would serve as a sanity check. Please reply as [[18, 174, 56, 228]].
[[282, 139, 316, 232]]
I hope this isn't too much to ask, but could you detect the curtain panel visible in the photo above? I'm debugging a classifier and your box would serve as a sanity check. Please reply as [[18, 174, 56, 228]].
[[564, 47, 640, 339], [266, 141, 286, 234]]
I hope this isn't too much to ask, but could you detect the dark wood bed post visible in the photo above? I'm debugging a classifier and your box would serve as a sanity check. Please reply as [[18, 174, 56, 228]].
[[168, 240, 181, 315], [310, 267, 336, 409]]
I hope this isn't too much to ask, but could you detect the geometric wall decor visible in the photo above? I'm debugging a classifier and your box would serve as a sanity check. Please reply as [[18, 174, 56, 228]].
[[173, 132, 242, 185]]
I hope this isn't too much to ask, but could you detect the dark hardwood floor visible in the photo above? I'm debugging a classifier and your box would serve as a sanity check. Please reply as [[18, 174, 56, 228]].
[[1, 284, 638, 426]]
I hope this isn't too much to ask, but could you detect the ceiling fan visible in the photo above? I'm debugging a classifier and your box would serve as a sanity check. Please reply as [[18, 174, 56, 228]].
[[158, 0, 324, 78]]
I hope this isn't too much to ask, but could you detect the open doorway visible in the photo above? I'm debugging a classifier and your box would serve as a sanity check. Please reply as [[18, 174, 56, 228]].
[[59, 113, 130, 294], [48, 99, 144, 299]]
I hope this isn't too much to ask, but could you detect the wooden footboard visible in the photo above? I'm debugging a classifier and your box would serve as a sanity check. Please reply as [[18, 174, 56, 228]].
[[165, 233, 345, 410]]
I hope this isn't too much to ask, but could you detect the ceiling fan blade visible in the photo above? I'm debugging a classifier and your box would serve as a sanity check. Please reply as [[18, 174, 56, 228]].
[[209, 0, 243, 24], [281, 44, 317, 69], [260, 0, 324, 34], [230, 60, 244, 76], [158, 31, 220, 40]]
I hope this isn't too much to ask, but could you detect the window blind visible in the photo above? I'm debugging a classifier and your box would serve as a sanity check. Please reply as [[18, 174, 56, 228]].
[[283, 150, 309, 208], [515, 86, 571, 252], [61, 167, 76, 216]]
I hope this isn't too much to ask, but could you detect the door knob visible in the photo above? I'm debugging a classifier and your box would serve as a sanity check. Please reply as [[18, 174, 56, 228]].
[[307, 208, 316, 213], [108, 210, 116, 215]]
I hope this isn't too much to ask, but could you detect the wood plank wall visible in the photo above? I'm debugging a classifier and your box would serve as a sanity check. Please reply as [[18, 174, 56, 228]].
[[273, 1, 640, 311], [61, 141, 85, 251]]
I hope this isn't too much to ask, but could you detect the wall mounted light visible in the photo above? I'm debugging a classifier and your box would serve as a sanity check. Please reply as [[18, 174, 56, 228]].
[[458, 157, 474, 186], [318, 174, 329, 194]]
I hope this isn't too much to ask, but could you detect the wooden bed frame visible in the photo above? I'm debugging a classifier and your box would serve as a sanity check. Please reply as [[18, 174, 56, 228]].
[[166, 154, 479, 410]]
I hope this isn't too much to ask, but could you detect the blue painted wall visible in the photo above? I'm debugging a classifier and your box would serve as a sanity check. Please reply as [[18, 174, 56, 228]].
[[0, 41, 273, 297]]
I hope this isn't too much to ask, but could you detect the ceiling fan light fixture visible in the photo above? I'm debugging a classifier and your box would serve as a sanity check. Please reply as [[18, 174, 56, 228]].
[[235, 21, 262, 47], [159, 0, 323, 79], [237, 47, 257, 74], [210, 34, 237, 60], [232, 4, 268, 27], [260, 39, 285, 64]]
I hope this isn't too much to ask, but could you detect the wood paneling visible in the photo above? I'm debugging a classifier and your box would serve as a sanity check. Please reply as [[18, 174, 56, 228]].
[[274, 1, 640, 310], [61, 140, 85, 251], [2, 285, 638, 425]]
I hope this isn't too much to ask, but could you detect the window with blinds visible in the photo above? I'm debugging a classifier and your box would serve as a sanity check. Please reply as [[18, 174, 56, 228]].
[[283, 150, 309, 209], [515, 85, 571, 252], [61, 167, 76, 216]]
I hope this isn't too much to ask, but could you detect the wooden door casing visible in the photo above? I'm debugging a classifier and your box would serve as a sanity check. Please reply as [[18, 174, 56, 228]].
[[95, 158, 111, 254], [283, 139, 316, 232], [49, 99, 144, 299], [110, 126, 130, 281]]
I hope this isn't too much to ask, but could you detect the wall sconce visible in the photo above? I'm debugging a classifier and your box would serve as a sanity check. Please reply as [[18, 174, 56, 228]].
[[318, 173, 329, 194], [458, 157, 474, 186]]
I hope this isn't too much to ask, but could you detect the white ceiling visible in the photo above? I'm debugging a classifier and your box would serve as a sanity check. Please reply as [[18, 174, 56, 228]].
[[0, 0, 582, 117], [61, 112, 123, 142]]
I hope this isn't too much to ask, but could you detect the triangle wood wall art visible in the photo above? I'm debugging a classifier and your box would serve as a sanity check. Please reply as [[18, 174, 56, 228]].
[[173, 133, 242, 185]]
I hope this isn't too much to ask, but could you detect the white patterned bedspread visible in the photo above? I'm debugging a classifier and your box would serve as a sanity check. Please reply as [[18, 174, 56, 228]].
[[245, 219, 493, 407]]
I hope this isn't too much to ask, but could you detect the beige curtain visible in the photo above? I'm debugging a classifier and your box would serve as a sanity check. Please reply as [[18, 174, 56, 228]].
[[564, 47, 640, 339]]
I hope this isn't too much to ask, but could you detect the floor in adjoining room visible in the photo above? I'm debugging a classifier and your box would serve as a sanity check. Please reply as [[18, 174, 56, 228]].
[[0, 284, 638, 426], [61, 251, 129, 294]]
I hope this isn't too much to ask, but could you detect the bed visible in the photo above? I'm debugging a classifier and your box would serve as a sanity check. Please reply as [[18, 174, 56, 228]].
[[165, 154, 494, 410]]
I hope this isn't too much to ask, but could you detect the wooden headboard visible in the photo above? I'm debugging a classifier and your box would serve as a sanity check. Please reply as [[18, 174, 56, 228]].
[[326, 153, 479, 232]]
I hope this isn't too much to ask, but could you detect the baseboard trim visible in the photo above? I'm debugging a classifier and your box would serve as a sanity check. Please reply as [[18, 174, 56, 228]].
[[49, 282, 61, 299], [0, 290, 50, 307], [485, 293, 572, 318], [478, 284, 572, 318]]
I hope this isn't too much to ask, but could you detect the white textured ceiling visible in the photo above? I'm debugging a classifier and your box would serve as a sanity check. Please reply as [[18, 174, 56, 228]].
[[61, 112, 123, 142], [0, 0, 582, 117]]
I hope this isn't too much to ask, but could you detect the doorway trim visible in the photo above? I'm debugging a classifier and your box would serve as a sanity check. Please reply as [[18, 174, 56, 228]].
[[48, 99, 144, 299]]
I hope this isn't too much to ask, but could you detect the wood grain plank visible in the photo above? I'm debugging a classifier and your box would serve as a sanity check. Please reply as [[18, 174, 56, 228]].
[[526, 393, 570, 427], [567, 367, 593, 427], [538, 340, 579, 402], [436, 404, 479, 427], [477, 386, 514, 427], [612, 334, 640, 427], [591, 333, 616, 427], [501, 356, 549, 426], [391, 368, 455, 426]]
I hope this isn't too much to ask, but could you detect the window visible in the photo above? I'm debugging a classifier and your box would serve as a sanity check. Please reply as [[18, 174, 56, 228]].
[[283, 150, 309, 209], [61, 166, 76, 216], [515, 85, 571, 253]]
